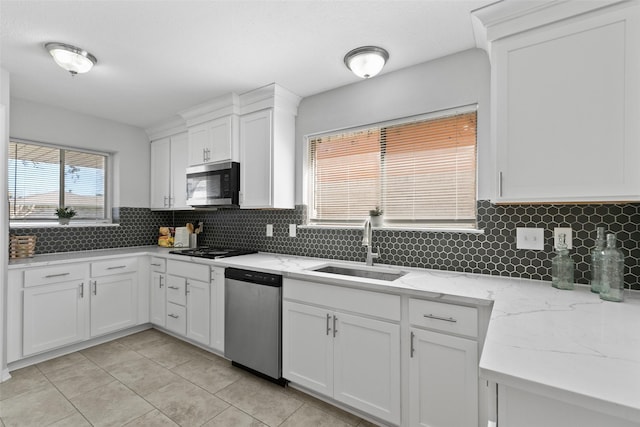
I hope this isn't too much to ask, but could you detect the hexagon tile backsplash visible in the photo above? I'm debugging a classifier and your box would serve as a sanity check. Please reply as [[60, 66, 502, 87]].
[[10, 202, 640, 290]]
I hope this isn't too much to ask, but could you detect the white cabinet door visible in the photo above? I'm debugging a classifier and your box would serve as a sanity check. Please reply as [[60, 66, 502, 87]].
[[150, 272, 166, 327], [240, 109, 273, 208], [409, 328, 478, 427], [169, 132, 190, 209], [210, 266, 225, 352], [186, 278, 210, 346], [23, 280, 88, 356], [90, 274, 137, 337], [187, 122, 209, 166], [333, 312, 401, 425], [282, 301, 334, 396], [150, 137, 171, 209], [493, 5, 640, 202]]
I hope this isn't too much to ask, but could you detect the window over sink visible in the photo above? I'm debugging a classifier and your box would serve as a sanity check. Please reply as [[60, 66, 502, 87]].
[[306, 105, 477, 229], [8, 139, 109, 221]]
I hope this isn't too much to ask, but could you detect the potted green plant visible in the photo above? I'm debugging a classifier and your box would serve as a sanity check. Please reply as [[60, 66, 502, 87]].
[[369, 206, 384, 227], [55, 207, 77, 225]]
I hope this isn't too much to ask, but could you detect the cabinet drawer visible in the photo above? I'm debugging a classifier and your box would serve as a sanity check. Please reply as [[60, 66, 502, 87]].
[[24, 264, 87, 287], [409, 299, 477, 338], [91, 258, 138, 277], [166, 302, 186, 335], [150, 257, 166, 273], [167, 259, 210, 282], [283, 278, 401, 321], [166, 275, 186, 305]]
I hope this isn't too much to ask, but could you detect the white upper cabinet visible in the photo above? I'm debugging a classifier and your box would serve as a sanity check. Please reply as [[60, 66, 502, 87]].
[[179, 93, 240, 166], [239, 83, 300, 209], [187, 115, 238, 165], [150, 132, 191, 210], [487, 2, 640, 203]]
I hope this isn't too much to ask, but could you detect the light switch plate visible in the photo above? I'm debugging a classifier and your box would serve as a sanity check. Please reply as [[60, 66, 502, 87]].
[[554, 227, 573, 249], [266, 224, 273, 237], [516, 228, 544, 250], [289, 224, 297, 237]]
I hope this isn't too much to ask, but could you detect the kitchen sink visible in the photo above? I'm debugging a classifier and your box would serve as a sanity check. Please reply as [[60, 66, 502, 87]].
[[310, 263, 407, 282]]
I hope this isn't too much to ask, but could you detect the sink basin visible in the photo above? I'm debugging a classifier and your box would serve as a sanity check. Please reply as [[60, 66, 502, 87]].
[[310, 264, 407, 282]]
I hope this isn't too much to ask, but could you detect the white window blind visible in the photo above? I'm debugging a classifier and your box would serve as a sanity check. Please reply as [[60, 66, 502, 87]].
[[9, 140, 107, 220], [308, 107, 477, 228]]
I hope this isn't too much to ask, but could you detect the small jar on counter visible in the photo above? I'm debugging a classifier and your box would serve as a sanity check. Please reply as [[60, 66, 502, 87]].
[[552, 233, 574, 290], [600, 233, 625, 302]]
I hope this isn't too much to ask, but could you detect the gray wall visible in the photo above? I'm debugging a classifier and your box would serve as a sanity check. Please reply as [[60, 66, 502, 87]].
[[9, 98, 150, 208], [295, 48, 491, 204]]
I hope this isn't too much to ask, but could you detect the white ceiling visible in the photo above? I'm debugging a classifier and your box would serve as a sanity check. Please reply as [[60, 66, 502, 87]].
[[0, 0, 495, 130]]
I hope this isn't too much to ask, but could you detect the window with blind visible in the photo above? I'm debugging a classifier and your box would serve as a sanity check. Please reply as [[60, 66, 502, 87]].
[[8, 140, 108, 220], [308, 106, 477, 229]]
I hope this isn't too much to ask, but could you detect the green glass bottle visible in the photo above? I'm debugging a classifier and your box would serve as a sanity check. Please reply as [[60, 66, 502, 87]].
[[552, 233, 574, 290], [600, 234, 625, 302], [590, 227, 606, 294]]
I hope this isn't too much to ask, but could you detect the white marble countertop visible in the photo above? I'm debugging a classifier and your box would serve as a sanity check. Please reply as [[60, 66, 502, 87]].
[[9, 248, 640, 423]]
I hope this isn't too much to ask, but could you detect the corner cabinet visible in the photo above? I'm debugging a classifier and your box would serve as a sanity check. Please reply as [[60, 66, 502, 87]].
[[187, 115, 239, 166], [492, 3, 640, 203], [283, 279, 401, 425], [150, 132, 191, 210], [239, 84, 301, 209]]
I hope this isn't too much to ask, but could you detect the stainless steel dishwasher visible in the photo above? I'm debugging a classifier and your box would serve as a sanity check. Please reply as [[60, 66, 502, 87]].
[[224, 267, 284, 383]]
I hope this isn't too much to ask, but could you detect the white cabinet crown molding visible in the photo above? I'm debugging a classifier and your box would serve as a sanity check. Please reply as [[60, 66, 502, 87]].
[[179, 93, 240, 127], [238, 83, 301, 116], [471, 0, 630, 54]]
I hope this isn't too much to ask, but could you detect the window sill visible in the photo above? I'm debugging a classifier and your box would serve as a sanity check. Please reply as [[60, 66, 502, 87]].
[[10, 221, 119, 229], [300, 224, 485, 234]]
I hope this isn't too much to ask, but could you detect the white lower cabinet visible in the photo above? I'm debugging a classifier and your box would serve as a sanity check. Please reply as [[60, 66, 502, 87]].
[[283, 279, 401, 425], [23, 280, 88, 356], [209, 266, 225, 352], [409, 328, 478, 427], [408, 298, 479, 427], [150, 271, 166, 326], [165, 259, 211, 347], [89, 273, 138, 337]]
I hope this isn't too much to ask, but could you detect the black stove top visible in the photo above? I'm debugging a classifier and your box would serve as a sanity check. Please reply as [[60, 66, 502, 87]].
[[169, 247, 257, 259]]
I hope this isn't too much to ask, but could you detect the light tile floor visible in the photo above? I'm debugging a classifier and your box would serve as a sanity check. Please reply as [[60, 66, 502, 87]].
[[0, 329, 379, 427]]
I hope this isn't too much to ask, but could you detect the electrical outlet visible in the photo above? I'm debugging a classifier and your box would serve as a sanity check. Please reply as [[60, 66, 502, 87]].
[[516, 228, 544, 250], [266, 224, 273, 237], [289, 224, 297, 237], [554, 227, 573, 249]]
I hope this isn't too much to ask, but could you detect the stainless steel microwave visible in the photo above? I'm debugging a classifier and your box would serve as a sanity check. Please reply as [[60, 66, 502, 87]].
[[186, 161, 240, 207]]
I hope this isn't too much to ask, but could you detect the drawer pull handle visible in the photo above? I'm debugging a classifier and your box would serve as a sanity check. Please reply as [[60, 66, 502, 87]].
[[107, 265, 127, 270], [168, 286, 179, 290], [168, 313, 179, 319], [424, 314, 457, 323], [45, 273, 70, 278], [151, 263, 162, 267]]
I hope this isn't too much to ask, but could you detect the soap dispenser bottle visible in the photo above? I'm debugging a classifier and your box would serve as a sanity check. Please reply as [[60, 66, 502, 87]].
[[552, 233, 574, 290], [590, 227, 606, 294], [600, 233, 625, 302]]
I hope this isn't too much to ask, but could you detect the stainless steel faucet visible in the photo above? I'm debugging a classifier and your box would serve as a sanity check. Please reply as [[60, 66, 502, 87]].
[[362, 219, 379, 266]]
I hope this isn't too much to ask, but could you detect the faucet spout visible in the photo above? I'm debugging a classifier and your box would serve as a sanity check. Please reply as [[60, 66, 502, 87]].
[[362, 219, 379, 266]]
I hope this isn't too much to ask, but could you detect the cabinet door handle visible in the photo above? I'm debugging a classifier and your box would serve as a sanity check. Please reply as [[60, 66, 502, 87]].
[[45, 272, 70, 278], [159, 276, 164, 288], [164, 196, 169, 207], [168, 286, 179, 290], [107, 265, 126, 270], [424, 314, 457, 323], [498, 171, 503, 197], [326, 313, 331, 336], [185, 282, 190, 295], [168, 313, 179, 319], [79, 283, 84, 298], [333, 315, 338, 337], [410, 331, 415, 358], [92, 280, 97, 296]]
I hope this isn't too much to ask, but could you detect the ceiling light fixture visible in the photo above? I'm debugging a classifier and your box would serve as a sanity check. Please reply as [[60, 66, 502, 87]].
[[45, 42, 97, 76], [344, 46, 389, 79]]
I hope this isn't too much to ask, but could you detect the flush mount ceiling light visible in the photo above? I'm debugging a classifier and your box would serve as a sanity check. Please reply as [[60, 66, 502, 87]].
[[344, 46, 389, 79], [45, 42, 97, 76]]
